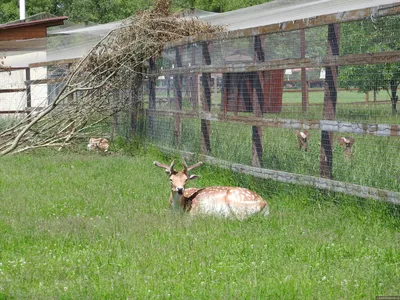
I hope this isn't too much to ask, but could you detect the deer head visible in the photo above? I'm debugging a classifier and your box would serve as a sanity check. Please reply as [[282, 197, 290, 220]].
[[154, 158, 203, 195], [337, 136, 355, 157]]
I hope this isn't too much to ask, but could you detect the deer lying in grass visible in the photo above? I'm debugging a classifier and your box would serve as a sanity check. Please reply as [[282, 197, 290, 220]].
[[87, 138, 109, 152], [337, 136, 355, 158], [295, 130, 310, 152], [154, 159, 270, 219]]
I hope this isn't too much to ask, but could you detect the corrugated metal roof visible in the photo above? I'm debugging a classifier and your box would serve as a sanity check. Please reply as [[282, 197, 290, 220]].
[[49, 20, 122, 36], [2, 0, 399, 67], [49, 0, 400, 36], [198, 0, 400, 30]]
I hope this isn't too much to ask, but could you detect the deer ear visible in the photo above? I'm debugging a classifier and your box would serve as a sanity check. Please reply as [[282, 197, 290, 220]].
[[188, 174, 200, 181]]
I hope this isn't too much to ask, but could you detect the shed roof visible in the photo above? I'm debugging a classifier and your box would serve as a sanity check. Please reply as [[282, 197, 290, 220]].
[[0, 16, 68, 31], [46, 0, 400, 36], [1, 0, 399, 67], [198, 0, 399, 31], [0, 16, 68, 41]]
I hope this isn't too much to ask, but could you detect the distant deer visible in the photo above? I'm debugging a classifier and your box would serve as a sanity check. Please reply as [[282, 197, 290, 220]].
[[87, 138, 109, 152], [295, 130, 310, 151], [154, 159, 270, 219], [337, 136, 355, 158]]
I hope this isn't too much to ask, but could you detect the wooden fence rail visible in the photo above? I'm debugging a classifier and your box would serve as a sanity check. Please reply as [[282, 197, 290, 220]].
[[147, 109, 400, 137], [157, 145, 400, 205]]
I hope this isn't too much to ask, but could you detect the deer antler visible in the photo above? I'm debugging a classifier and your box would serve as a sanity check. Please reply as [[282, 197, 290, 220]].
[[154, 160, 175, 174], [181, 157, 203, 174]]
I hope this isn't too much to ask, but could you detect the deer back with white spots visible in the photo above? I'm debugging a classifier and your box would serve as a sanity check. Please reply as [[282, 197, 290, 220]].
[[154, 159, 270, 219], [87, 138, 109, 152]]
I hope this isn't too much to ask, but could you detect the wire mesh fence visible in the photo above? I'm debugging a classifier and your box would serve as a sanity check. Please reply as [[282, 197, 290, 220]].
[[145, 5, 400, 203], [1, 2, 399, 203]]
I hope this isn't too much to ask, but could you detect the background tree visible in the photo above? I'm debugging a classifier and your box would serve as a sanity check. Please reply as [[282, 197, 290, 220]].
[[339, 16, 400, 114], [173, 0, 272, 12], [0, 0, 153, 24], [0, 0, 273, 24], [0, 0, 19, 23]]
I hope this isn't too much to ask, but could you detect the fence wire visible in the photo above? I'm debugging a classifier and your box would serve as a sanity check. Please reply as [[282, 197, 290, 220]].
[[145, 11, 400, 202]]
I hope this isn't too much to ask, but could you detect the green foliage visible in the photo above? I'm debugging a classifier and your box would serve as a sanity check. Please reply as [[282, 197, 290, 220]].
[[174, 0, 272, 12], [0, 0, 274, 24], [0, 151, 399, 298], [0, 0, 18, 24], [111, 135, 147, 156], [339, 16, 400, 112], [0, 0, 153, 24]]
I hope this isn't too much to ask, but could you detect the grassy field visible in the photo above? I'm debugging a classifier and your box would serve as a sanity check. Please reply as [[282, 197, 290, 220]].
[[0, 148, 399, 298], [282, 89, 389, 104], [154, 89, 399, 124], [151, 117, 400, 192]]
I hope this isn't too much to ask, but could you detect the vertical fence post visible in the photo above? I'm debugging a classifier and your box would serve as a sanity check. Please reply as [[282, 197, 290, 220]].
[[148, 57, 157, 138], [252, 35, 265, 167], [130, 72, 143, 138], [67, 63, 74, 104], [173, 47, 183, 146], [201, 42, 212, 154], [25, 67, 31, 114], [233, 74, 239, 116], [300, 29, 308, 112], [221, 73, 229, 117], [191, 45, 198, 109], [112, 89, 118, 139], [320, 24, 340, 179]]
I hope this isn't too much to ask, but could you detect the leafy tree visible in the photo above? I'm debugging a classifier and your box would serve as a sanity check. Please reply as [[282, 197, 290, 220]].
[[0, 0, 153, 24], [339, 16, 400, 114], [173, 0, 272, 13], [0, 0, 274, 24], [0, 0, 19, 23]]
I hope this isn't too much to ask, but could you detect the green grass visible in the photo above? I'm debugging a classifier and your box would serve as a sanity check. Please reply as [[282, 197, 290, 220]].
[[0, 149, 399, 298], [151, 89, 399, 124], [150, 118, 400, 192], [282, 89, 389, 104]]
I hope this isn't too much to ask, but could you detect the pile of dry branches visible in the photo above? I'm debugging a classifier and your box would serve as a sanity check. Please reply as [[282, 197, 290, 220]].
[[0, 0, 223, 155]]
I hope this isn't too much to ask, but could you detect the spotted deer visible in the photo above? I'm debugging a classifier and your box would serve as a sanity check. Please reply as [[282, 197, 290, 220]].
[[87, 138, 109, 152], [337, 136, 355, 158], [295, 129, 310, 151], [154, 159, 270, 219]]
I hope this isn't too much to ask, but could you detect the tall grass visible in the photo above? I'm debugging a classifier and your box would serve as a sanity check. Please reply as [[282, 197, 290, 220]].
[[150, 118, 400, 192], [0, 149, 399, 298]]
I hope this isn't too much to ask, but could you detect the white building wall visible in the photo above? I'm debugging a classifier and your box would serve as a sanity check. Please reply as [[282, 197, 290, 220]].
[[0, 51, 48, 113], [0, 69, 26, 112], [30, 66, 48, 108]]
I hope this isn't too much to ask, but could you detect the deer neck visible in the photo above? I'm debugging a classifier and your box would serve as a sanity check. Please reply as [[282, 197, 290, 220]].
[[170, 191, 187, 212]]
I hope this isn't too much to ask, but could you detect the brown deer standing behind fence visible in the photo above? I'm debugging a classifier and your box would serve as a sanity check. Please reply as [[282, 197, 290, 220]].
[[154, 158, 270, 219], [295, 130, 310, 152], [337, 136, 355, 158]]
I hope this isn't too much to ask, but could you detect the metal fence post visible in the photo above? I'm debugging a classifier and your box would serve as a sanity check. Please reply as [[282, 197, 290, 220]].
[[320, 23, 340, 179]]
